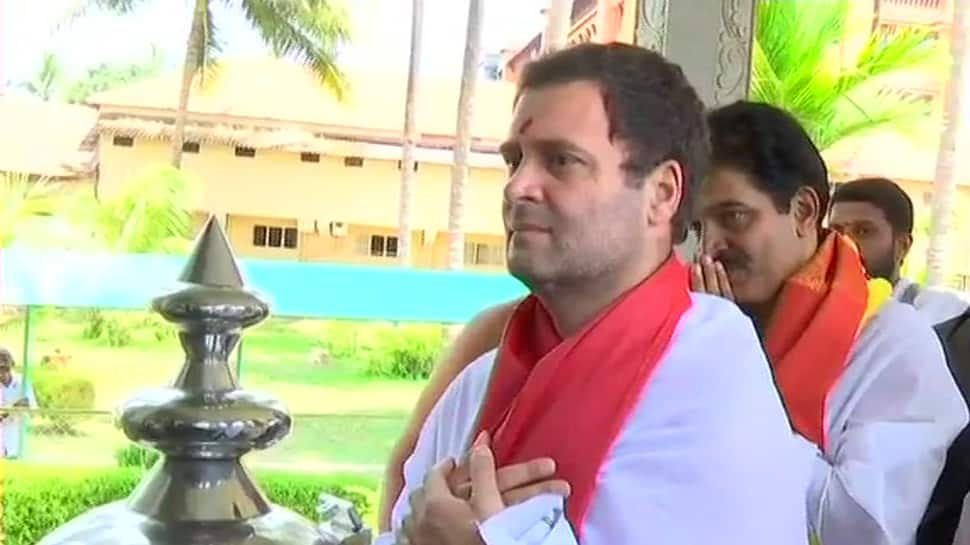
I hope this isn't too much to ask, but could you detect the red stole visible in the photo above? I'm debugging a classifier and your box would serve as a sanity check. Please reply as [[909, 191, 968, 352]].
[[765, 232, 869, 450], [474, 257, 692, 533]]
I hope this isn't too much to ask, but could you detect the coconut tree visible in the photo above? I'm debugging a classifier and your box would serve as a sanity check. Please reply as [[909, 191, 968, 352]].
[[0, 174, 61, 248], [65, 46, 166, 104], [9, 165, 200, 254], [926, 0, 969, 286], [447, 0, 486, 272], [397, 0, 424, 266], [20, 52, 64, 101], [67, 0, 351, 168], [752, 0, 942, 151]]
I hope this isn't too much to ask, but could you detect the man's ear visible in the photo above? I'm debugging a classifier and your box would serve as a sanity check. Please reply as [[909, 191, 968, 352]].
[[791, 187, 822, 237], [645, 160, 683, 229], [895, 233, 913, 265]]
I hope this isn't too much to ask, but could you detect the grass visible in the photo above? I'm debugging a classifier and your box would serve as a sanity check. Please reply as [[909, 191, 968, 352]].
[[0, 306, 431, 473]]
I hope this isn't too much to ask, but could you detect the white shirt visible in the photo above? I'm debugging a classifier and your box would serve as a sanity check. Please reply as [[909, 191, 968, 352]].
[[378, 294, 811, 545], [894, 278, 970, 325], [798, 301, 967, 545], [1, 373, 37, 458]]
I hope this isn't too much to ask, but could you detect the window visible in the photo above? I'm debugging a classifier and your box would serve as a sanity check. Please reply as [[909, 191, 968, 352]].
[[253, 225, 268, 246], [252, 224, 298, 249], [301, 152, 321, 163], [183, 141, 200, 153], [235, 146, 256, 158], [283, 227, 298, 248], [464, 241, 505, 266], [268, 227, 283, 247], [360, 234, 399, 258], [112, 135, 134, 147], [397, 160, 419, 172], [344, 156, 364, 167]]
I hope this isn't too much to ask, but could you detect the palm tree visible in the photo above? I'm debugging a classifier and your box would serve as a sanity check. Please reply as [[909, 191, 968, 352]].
[[64, 46, 166, 104], [20, 52, 64, 101], [448, 0, 486, 272], [0, 174, 60, 248], [11, 165, 200, 254], [91, 164, 201, 254], [926, 0, 969, 287], [751, 0, 942, 151], [67, 0, 351, 168], [398, 0, 424, 266], [542, 0, 575, 54]]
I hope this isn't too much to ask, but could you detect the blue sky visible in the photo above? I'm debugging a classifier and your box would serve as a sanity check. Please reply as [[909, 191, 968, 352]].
[[0, 0, 546, 86]]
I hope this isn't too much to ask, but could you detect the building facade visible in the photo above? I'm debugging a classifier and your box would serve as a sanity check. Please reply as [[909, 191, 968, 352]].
[[89, 60, 516, 271]]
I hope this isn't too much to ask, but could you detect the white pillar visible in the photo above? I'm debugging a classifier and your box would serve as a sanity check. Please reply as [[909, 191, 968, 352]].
[[635, 0, 758, 108], [635, 0, 759, 260]]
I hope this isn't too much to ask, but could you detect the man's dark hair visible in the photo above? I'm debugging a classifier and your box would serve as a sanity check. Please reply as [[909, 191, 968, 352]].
[[517, 43, 709, 243], [707, 101, 829, 227], [0, 348, 13, 367], [831, 177, 914, 235]]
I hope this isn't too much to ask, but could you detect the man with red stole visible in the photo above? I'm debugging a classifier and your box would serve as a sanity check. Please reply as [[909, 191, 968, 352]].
[[693, 101, 968, 545], [376, 44, 809, 545]]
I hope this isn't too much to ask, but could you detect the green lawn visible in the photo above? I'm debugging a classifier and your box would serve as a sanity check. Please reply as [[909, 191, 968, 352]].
[[0, 307, 432, 473]]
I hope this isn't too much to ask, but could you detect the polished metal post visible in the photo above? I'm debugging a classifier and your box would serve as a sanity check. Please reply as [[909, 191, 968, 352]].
[[39, 217, 366, 545]]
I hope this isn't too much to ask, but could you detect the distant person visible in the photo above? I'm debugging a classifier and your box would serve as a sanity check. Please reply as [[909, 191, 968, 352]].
[[830, 178, 970, 545], [829, 177, 970, 322], [0, 348, 37, 459]]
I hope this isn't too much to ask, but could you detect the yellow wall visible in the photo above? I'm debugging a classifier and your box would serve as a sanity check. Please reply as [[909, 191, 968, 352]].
[[97, 137, 508, 270], [886, 179, 970, 279]]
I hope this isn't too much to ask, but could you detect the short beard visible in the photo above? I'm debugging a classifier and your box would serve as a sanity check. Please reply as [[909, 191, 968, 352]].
[[864, 252, 896, 282]]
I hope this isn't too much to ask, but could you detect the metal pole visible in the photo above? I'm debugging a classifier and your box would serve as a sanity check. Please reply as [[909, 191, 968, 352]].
[[19, 304, 33, 459], [21, 305, 32, 383]]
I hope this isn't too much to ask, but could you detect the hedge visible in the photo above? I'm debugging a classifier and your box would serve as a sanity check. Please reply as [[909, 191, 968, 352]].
[[2, 464, 378, 545]]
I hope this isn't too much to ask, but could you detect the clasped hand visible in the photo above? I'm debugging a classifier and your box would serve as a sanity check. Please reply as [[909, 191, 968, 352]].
[[690, 254, 734, 301], [397, 432, 570, 545]]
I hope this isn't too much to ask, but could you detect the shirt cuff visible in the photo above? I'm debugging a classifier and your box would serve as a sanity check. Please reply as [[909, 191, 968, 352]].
[[478, 494, 567, 545]]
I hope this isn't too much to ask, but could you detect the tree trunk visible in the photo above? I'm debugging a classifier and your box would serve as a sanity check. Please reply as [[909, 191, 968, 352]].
[[398, 0, 424, 266], [926, 0, 969, 287], [170, 0, 207, 169], [542, 0, 575, 54], [447, 0, 485, 272]]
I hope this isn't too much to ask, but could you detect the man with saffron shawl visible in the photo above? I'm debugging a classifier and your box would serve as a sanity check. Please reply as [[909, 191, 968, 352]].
[[376, 44, 809, 545], [692, 101, 967, 545]]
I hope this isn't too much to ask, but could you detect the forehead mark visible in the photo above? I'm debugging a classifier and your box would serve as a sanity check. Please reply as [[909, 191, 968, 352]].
[[516, 117, 534, 135]]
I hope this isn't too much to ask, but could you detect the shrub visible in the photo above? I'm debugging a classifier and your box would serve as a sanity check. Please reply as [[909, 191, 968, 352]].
[[80, 309, 133, 347], [2, 464, 376, 545], [114, 444, 161, 469], [31, 370, 96, 435], [362, 324, 445, 380]]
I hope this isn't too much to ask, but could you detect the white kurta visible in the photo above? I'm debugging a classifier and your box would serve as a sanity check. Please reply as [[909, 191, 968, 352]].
[[797, 300, 968, 545], [376, 294, 810, 545], [894, 278, 970, 324]]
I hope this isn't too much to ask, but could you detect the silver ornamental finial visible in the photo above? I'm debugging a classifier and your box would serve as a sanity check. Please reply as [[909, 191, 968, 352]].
[[38, 216, 371, 545]]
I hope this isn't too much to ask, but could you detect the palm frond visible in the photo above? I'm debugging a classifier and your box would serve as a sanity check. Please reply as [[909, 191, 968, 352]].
[[55, 0, 144, 33], [96, 164, 201, 254], [0, 174, 64, 248], [240, 0, 351, 100], [750, 0, 942, 151], [838, 26, 943, 95]]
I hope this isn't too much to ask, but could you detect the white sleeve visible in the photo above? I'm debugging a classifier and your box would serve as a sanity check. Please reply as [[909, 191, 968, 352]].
[[374, 355, 579, 545], [805, 319, 969, 545], [478, 495, 578, 545], [482, 304, 810, 545], [373, 380, 452, 545]]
